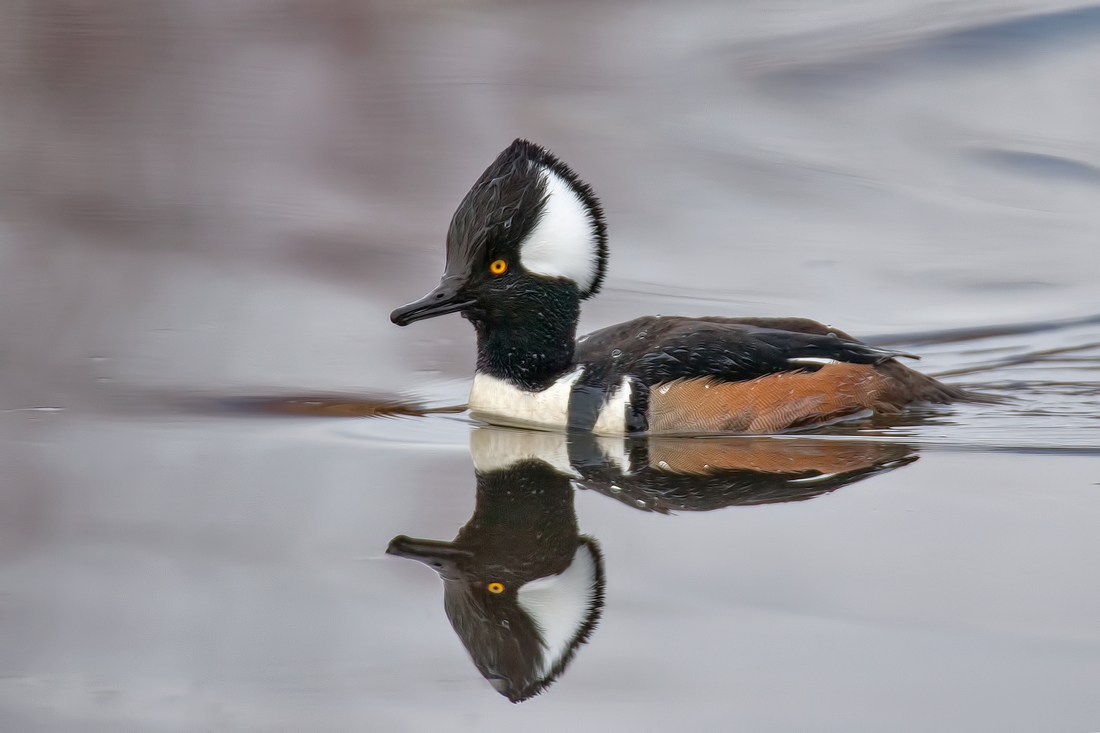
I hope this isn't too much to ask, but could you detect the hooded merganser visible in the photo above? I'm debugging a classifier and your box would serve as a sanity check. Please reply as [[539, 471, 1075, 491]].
[[387, 433, 604, 703], [391, 139, 975, 435]]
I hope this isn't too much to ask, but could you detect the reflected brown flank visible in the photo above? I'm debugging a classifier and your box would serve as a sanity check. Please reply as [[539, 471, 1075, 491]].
[[645, 435, 912, 475], [566, 431, 918, 512]]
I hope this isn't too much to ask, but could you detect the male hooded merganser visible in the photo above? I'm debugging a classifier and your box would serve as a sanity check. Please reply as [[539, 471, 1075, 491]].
[[391, 139, 975, 435], [387, 433, 604, 703]]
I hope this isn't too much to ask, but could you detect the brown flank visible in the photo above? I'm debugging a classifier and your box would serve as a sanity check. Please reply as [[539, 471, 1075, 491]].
[[647, 361, 966, 435]]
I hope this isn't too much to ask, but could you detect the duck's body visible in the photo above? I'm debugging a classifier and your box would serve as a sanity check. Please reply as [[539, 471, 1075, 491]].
[[392, 139, 975, 436]]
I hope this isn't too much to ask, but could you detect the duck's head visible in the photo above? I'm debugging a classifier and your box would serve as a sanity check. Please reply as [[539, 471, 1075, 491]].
[[386, 438, 605, 703], [390, 139, 607, 328], [387, 532, 604, 703]]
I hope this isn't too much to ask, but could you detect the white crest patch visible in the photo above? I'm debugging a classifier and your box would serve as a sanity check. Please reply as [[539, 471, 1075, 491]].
[[519, 168, 599, 292], [516, 543, 600, 678]]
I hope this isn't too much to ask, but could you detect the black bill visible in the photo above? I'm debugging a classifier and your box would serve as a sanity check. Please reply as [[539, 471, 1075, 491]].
[[390, 277, 474, 326]]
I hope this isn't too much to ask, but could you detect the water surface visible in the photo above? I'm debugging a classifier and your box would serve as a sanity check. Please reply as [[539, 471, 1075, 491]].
[[0, 1, 1098, 730]]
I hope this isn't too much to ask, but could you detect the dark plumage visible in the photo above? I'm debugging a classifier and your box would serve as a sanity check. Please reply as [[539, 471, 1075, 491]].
[[573, 315, 915, 389]]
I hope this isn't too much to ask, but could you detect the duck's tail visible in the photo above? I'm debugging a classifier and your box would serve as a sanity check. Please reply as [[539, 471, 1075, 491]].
[[875, 359, 1003, 406]]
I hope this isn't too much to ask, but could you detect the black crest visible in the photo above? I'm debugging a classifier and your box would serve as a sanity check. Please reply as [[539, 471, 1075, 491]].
[[448, 139, 608, 299]]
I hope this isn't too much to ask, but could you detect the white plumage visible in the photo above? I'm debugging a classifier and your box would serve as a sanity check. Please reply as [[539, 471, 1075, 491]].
[[468, 368, 582, 431], [516, 543, 601, 678], [519, 168, 601, 292]]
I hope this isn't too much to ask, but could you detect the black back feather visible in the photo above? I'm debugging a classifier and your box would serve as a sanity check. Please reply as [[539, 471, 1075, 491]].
[[574, 315, 910, 393]]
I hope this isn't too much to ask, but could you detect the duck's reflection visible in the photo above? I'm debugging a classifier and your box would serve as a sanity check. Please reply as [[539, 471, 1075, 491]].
[[388, 454, 603, 703], [389, 427, 917, 702], [564, 431, 918, 512]]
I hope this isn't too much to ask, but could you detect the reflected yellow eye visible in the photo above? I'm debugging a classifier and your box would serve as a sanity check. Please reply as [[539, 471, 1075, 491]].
[[489, 259, 508, 275], [487, 582, 505, 594]]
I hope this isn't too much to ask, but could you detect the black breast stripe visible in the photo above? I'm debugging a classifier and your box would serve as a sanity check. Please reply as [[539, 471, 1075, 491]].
[[570, 375, 650, 434], [624, 377, 649, 434], [567, 383, 606, 432]]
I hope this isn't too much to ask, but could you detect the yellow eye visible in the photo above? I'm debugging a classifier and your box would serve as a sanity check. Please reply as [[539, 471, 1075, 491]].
[[489, 259, 507, 275], [487, 582, 505, 594]]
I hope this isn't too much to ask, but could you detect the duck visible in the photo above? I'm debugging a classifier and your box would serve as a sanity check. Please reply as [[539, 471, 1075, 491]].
[[390, 139, 977, 435], [387, 435, 604, 703]]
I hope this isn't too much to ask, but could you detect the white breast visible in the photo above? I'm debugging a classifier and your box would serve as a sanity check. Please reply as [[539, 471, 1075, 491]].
[[468, 368, 583, 431], [468, 369, 634, 438]]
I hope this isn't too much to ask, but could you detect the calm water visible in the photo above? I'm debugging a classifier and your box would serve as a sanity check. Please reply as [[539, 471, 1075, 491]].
[[1, 1, 1098, 730]]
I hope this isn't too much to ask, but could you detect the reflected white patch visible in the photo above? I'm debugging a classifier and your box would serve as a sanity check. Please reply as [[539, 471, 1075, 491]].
[[519, 168, 599, 292], [789, 472, 840, 483], [516, 543, 600, 678], [596, 435, 630, 473], [469, 368, 583, 431], [469, 426, 578, 477]]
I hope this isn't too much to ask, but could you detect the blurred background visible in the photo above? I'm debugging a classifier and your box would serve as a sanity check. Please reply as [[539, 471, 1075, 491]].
[[2, 0, 1098, 403], [1, 1, 1098, 731]]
